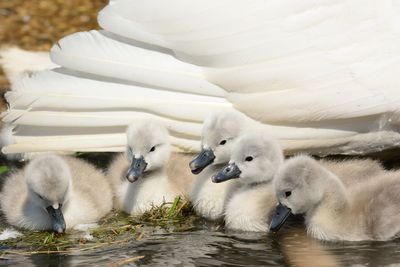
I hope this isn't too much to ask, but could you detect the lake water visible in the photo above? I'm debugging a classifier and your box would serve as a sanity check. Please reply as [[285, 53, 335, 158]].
[[3, 221, 400, 267]]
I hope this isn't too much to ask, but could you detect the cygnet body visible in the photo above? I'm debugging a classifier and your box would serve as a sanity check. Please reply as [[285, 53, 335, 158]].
[[212, 132, 283, 232], [0, 154, 112, 232], [319, 158, 385, 186], [189, 110, 254, 220], [108, 119, 186, 215], [271, 155, 400, 241]]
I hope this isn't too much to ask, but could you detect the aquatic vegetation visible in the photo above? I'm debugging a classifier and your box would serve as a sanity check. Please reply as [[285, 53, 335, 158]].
[[138, 196, 196, 230], [0, 166, 9, 175], [0, 197, 196, 256]]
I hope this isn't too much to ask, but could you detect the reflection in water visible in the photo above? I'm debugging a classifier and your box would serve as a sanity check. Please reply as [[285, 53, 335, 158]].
[[279, 227, 400, 267], [31, 254, 71, 267], [280, 228, 342, 267], [4, 219, 400, 267], [1, 254, 71, 267]]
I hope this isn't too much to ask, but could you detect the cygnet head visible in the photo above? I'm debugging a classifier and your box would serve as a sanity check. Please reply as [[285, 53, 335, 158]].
[[211, 132, 283, 185], [25, 154, 70, 233], [189, 110, 248, 174], [125, 119, 170, 182], [270, 155, 328, 232]]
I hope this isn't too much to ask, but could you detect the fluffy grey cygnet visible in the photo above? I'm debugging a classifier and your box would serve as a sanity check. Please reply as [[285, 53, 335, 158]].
[[271, 155, 400, 241], [0, 154, 113, 232]]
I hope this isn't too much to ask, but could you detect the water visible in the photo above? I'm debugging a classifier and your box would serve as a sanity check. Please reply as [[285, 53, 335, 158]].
[[3, 222, 400, 266], [2, 153, 400, 267]]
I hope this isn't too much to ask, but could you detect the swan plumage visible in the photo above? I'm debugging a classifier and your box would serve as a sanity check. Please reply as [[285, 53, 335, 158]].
[[2, 0, 400, 157]]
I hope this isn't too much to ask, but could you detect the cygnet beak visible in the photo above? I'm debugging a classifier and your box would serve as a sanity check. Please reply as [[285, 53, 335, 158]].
[[126, 155, 148, 182], [189, 148, 215, 174], [46, 204, 66, 233], [211, 163, 241, 183], [269, 203, 292, 232]]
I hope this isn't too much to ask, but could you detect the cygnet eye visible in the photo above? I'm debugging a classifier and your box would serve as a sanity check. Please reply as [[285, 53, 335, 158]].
[[38, 195, 44, 200], [285, 191, 292, 197], [219, 140, 227, 145], [149, 146, 156, 152], [245, 156, 253, 162]]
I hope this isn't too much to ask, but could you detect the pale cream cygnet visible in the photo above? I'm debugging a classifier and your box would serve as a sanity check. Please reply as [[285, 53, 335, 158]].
[[212, 132, 283, 232], [108, 119, 190, 215]]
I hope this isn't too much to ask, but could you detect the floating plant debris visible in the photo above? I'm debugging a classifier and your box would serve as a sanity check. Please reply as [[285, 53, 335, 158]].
[[0, 197, 196, 256]]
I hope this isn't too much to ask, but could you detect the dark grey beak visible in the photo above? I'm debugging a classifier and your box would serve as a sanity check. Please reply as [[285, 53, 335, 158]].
[[46, 205, 66, 233], [126, 155, 147, 182], [189, 148, 215, 174], [269, 203, 292, 232], [211, 163, 241, 183]]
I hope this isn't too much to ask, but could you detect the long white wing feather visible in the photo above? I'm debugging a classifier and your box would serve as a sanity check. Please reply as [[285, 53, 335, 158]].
[[7, 70, 230, 121], [51, 31, 225, 96], [3, 133, 198, 154]]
